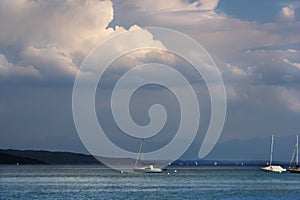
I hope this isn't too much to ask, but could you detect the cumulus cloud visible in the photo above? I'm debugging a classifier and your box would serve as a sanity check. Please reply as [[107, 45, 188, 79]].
[[0, 0, 172, 83], [0, 0, 115, 53], [198, 0, 219, 11], [110, 0, 224, 29], [281, 5, 295, 20], [19, 45, 78, 80], [226, 63, 248, 77], [0, 0, 117, 81], [0, 53, 41, 79], [109, 0, 300, 112], [283, 58, 300, 70]]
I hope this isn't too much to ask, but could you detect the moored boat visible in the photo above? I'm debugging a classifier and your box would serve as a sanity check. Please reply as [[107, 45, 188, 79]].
[[261, 134, 286, 173], [289, 135, 300, 173], [133, 138, 165, 173]]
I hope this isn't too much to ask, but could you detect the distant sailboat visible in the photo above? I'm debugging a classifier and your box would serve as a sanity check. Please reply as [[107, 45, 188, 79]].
[[133, 138, 165, 173], [289, 135, 300, 173], [261, 134, 286, 173]]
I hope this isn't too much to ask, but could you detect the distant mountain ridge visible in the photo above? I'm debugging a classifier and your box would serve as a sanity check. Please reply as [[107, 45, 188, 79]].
[[0, 152, 46, 164], [0, 149, 101, 164]]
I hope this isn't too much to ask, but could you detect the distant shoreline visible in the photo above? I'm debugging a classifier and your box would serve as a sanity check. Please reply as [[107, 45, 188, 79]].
[[0, 149, 290, 167]]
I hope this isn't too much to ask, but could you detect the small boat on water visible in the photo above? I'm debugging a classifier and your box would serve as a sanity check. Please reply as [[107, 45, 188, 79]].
[[133, 164, 165, 173], [261, 134, 286, 173], [133, 138, 165, 173], [261, 165, 286, 173], [289, 135, 300, 173]]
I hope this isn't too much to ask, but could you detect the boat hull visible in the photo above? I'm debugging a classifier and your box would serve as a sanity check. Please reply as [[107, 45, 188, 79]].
[[133, 168, 164, 173], [261, 165, 286, 173], [133, 164, 166, 173], [289, 167, 300, 173]]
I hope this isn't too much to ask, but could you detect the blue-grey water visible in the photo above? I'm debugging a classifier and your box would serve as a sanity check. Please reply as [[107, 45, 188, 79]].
[[1, 165, 300, 199]]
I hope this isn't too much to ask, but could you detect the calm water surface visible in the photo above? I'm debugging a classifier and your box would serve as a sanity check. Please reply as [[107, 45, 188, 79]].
[[1, 165, 300, 199]]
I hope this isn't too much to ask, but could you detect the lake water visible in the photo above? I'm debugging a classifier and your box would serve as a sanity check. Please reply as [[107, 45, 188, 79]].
[[1, 165, 300, 199]]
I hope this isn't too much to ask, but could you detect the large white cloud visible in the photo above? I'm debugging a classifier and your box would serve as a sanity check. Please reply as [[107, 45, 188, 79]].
[[0, 0, 116, 80], [0, 0, 174, 82], [0, 0, 115, 52]]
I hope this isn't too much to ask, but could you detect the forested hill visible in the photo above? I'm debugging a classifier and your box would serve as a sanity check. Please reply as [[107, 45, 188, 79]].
[[0, 149, 101, 164]]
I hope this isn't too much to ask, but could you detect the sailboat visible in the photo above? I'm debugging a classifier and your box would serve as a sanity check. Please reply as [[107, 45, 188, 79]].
[[133, 138, 165, 173], [261, 135, 286, 173], [289, 135, 300, 173]]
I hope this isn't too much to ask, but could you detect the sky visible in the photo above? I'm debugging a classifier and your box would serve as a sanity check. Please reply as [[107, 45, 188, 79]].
[[0, 0, 300, 161]]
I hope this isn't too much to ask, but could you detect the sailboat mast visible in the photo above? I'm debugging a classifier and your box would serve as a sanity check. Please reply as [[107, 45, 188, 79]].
[[141, 138, 144, 163], [290, 147, 296, 167], [296, 135, 299, 166], [270, 134, 274, 166], [134, 138, 144, 168]]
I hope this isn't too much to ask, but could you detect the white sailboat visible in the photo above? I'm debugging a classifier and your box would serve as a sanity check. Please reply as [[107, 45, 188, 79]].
[[289, 135, 300, 173], [261, 134, 286, 173], [133, 138, 165, 173]]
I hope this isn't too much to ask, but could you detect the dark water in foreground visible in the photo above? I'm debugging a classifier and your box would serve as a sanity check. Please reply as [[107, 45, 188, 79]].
[[1, 165, 300, 199]]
